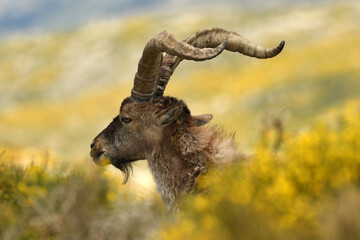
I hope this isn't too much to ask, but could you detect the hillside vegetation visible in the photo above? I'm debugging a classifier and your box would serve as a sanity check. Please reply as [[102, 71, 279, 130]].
[[1, 100, 360, 239], [1, 1, 360, 239], [0, 2, 359, 161]]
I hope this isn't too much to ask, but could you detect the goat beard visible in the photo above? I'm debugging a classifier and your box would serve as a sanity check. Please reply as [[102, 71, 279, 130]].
[[112, 159, 133, 183]]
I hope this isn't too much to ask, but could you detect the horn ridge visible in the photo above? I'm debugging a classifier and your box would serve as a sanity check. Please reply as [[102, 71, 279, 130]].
[[155, 27, 285, 96], [131, 30, 227, 101]]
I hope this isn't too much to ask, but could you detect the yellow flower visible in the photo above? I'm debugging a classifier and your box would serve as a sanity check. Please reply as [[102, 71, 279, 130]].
[[106, 191, 117, 202], [193, 196, 209, 211]]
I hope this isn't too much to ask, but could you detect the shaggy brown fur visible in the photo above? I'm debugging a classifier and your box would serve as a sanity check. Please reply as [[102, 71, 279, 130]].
[[91, 96, 244, 209], [150, 123, 243, 208], [90, 28, 284, 208]]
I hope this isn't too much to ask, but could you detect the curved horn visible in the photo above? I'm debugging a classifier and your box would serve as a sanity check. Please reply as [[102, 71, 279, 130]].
[[155, 27, 285, 97], [130, 30, 227, 102]]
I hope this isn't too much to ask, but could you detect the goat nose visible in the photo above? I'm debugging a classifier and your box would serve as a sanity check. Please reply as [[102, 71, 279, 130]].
[[90, 141, 95, 149]]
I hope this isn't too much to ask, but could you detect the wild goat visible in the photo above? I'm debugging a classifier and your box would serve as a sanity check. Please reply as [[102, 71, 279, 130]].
[[90, 27, 285, 208]]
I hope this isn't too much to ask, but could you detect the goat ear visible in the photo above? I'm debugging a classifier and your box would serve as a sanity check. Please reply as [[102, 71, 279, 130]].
[[192, 114, 213, 126], [157, 105, 183, 126]]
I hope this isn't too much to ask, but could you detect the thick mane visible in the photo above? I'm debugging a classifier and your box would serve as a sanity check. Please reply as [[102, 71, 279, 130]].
[[195, 125, 244, 165], [147, 97, 243, 208]]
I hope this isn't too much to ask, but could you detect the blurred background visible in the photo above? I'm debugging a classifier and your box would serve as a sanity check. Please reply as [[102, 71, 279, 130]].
[[0, 0, 359, 188], [1, 0, 360, 239]]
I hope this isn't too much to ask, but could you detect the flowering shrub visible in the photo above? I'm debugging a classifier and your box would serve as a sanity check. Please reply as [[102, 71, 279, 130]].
[[160, 100, 360, 240], [0, 161, 164, 239], [1, 100, 360, 239]]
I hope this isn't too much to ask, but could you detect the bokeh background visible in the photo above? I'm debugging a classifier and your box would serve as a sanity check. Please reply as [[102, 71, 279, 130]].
[[1, 0, 360, 239]]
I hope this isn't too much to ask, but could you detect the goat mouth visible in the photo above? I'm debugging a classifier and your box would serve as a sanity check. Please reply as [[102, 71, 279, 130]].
[[90, 148, 104, 158], [91, 150, 111, 166], [93, 157, 111, 167], [91, 153, 136, 167]]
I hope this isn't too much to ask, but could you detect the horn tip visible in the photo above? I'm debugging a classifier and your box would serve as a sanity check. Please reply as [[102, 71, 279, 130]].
[[278, 40, 285, 51]]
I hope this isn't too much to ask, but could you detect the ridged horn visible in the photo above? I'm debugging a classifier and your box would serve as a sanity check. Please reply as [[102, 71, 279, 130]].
[[130, 30, 227, 102], [155, 27, 285, 97]]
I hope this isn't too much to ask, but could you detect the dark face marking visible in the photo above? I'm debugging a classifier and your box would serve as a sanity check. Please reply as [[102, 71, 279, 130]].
[[90, 96, 207, 182]]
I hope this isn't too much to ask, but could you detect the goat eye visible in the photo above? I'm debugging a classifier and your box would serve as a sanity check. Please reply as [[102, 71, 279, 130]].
[[121, 116, 132, 123]]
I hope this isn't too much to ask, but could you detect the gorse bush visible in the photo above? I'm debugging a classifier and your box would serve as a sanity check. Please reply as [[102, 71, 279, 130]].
[[1, 100, 360, 240], [160, 100, 360, 240], [0, 160, 164, 240]]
